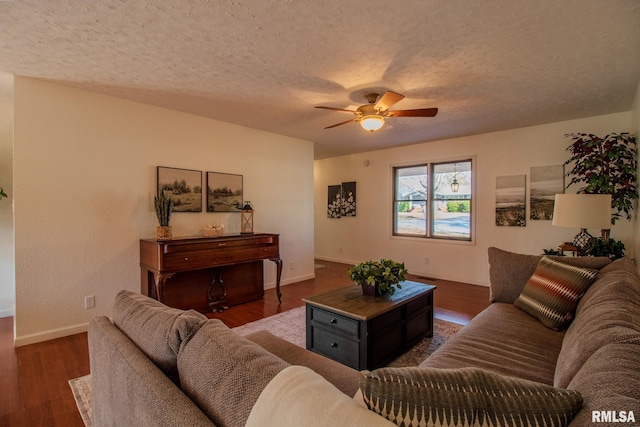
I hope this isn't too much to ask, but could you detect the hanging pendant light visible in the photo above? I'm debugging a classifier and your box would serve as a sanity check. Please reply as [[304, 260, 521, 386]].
[[451, 163, 460, 193]]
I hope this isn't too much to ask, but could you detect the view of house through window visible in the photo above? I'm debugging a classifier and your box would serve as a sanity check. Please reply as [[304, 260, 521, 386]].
[[393, 160, 472, 240]]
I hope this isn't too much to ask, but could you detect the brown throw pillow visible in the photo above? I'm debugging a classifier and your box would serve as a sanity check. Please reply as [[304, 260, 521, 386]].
[[360, 366, 583, 427], [514, 256, 599, 330]]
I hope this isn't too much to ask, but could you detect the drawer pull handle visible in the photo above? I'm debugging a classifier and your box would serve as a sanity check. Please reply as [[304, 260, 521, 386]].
[[330, 342, 338, 348], [330, 318, 337, 324], [218, 243, 226, 247], [184, 257, 189, 261]]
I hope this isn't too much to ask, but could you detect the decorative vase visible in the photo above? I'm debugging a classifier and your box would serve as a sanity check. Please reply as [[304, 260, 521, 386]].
[[362, 282, 382, 296], [156, 226, 172, 241]]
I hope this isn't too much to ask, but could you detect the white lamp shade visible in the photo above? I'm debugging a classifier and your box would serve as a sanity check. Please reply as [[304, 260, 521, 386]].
[[359, 115, 385, 132], [552, 194, 612, 229]]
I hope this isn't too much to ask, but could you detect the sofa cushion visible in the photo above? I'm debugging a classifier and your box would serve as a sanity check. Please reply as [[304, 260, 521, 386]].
[[421, 303, 563, 385], [111, 290, 207, 380], [177, 319, 289, 427], [566, 342, 640, 426], [554, 257, 640, 388], [360, 366, 583, 427], [246, 366, 396, 427], [487, 247, 610, 303], [514, 257, 599, 331]]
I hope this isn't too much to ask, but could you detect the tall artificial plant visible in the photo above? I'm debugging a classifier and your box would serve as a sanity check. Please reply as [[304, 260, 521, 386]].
[[154, 190, 173, 227], [564, 132, 638, 225], [0, 187, 6, 200]]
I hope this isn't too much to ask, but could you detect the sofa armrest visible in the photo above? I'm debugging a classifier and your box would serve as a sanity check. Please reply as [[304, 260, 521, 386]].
[[88, 317, 215, 427], [245, 330, 362, 397]]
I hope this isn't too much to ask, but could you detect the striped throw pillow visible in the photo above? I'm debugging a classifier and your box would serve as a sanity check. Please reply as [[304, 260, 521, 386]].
[[514, 256, 599, 330], [360, 367, 583, 427]]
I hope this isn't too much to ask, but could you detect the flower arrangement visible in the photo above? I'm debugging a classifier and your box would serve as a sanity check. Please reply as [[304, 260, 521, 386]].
[[348, 259, 408, 296]]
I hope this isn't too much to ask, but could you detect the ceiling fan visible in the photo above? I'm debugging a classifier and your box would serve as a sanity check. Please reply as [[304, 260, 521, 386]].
[[315, 91, 438, 132]]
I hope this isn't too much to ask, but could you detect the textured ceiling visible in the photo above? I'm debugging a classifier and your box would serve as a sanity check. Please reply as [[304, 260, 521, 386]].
[[1, 1, 639, 159]]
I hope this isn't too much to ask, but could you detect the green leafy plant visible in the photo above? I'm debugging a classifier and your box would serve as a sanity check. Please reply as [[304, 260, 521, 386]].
[[564, 133, 638, 224], [154, 190, 173, 226], [0, 187, 6, 200], [348, 259, 408, 296], [590, 238, 625, 260]]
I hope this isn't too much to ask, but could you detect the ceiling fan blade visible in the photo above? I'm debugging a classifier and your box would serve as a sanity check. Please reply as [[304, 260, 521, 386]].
[[315, 106, 356, 113], [387, 108, 438, 118], [324, 118, 357, 129], [374, 91, 405, 111]]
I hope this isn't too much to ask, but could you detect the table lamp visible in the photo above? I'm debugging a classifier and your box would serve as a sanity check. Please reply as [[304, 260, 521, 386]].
[[552, 193, 612, 255]]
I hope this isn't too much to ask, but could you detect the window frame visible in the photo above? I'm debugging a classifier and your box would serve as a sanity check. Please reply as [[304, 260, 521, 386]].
[[392, 158, 474, 242]]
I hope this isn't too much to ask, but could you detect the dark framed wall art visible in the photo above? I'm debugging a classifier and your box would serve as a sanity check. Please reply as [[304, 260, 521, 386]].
[[206, 172, 243, 212], [157, 166, 203, 212], [327, 185, 342, 218], [341, 181, 356, 217]]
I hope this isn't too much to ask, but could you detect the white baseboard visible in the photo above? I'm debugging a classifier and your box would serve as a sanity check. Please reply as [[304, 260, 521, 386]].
[[14, 322, 89, 347], [264, 273, 315, 290]]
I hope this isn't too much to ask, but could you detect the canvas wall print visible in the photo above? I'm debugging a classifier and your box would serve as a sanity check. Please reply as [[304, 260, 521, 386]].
[[327, 185, 342, 218], [530, 165, 563, 220], [206, 172, 243, 212], [157, 166, 202, 212], [341, 181, 356, 217], [495, 175, 526, 226]]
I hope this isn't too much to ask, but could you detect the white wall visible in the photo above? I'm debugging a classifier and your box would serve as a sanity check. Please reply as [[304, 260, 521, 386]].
[[0, 73, 13, 318], [13, 77, 315, 346], [315, 112, 635, 287]]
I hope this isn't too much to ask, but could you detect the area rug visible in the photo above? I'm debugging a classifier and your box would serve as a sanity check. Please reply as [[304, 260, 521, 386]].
[[69, 375, 92, 427], [69, 307, 462, 426]]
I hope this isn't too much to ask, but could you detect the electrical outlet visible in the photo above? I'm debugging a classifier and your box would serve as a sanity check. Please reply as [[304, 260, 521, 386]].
[[290, 262, 296, 270], [424, 257, 430, 265], [338, 247, 343, 253], [84, 295, 95, 309]]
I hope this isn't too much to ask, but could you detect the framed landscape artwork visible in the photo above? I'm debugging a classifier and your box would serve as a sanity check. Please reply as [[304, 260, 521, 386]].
[[157, 166, 203, 212], [495, 175, 526, 226], [206, 172, 243, 212], [530, 165, 563, 220]]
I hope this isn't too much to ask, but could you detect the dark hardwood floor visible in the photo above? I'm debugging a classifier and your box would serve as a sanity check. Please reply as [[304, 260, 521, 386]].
[[0, 260, 489, 426]]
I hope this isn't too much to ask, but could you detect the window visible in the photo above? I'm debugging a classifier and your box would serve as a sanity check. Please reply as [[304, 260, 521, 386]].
[[393, 159, 472, 240]]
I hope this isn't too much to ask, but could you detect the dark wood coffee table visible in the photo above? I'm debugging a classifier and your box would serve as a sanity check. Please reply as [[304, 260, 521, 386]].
[[303, 281, 436, 370]]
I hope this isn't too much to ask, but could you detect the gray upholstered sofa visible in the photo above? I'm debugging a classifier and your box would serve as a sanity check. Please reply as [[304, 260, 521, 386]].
[[89, 249, 640, 427]]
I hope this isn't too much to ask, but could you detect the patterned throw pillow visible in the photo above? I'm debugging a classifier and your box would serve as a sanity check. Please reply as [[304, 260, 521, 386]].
[[360, 367, 583, 427], [514, 256, 599, 330]]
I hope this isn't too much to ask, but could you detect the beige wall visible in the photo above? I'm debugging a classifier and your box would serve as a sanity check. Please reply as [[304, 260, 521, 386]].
[[0, 73, 13, 318], [12, 77, 314, 345], [314, 112, 635, 286]]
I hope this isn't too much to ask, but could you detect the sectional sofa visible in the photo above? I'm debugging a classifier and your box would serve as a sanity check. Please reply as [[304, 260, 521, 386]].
[[88, 248, 640, 426]]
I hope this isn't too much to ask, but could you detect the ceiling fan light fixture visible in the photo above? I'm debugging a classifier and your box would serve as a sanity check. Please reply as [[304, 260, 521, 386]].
[[359, 115, 385, 132]]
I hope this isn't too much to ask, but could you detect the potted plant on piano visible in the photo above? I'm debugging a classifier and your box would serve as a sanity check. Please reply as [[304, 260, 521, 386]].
[[154, 190, 174, 240], [348, 259, 407, 296]]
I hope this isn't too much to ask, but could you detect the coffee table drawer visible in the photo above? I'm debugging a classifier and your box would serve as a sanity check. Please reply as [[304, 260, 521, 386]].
[[308, 326, 360, 369], [309, 307, 359, 337]]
